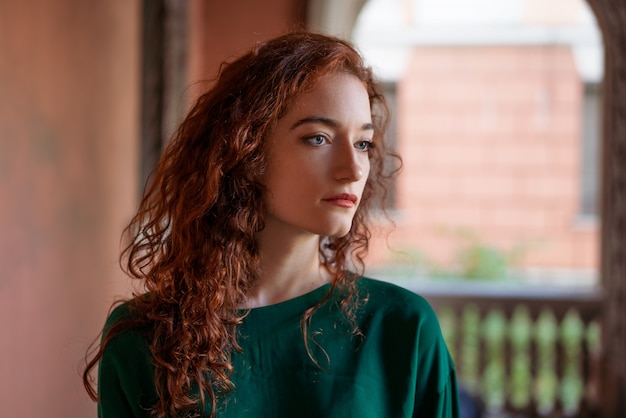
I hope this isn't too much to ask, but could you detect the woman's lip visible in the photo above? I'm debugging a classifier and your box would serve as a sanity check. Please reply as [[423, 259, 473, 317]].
[[322, 193, 358, 208]]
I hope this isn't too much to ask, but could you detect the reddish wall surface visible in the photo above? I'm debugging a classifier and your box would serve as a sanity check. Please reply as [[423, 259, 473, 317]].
[[188, 0, 307, 94], [382, 45, 598, 271], [0, 1, 140, 416]]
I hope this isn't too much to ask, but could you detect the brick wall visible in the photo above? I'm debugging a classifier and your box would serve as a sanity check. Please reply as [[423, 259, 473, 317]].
[[372, 45, 598, 272]]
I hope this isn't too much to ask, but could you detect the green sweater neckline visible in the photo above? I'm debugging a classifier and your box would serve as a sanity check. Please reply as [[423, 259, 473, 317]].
[[241, 283, 333, 319]]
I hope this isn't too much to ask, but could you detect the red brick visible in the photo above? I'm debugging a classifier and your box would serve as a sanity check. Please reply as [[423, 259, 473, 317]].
[[390, 44, 599, 272]]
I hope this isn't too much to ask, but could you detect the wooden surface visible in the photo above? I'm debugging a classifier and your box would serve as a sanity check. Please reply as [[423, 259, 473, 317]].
[[588, 0, 626, 416]]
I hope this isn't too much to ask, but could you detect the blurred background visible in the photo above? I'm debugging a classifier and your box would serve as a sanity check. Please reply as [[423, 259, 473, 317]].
[[357, 0, 603, 285], [1, 0, 624, 417]]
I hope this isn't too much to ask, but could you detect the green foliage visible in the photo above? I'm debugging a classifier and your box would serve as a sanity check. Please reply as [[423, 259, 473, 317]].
[[379, 227, 530, 281], [441, 228, 527, 280], [457, 244, 509, 280]]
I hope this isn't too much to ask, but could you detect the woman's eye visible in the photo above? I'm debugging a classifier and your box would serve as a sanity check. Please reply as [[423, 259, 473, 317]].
[[355, 140, 373, 152], [304, 135, 328, 146]]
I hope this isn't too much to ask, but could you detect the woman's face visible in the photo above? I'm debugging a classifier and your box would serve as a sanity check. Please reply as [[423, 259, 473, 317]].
[[262, 72, 373, 238]]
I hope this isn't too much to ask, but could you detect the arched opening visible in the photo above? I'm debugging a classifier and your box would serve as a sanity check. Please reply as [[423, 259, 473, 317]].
[[353, 0, 603, 286], [350, 1, 607, 415]]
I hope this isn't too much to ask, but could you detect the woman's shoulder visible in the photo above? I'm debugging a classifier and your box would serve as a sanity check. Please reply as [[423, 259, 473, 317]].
[[104, 299, 139, 330], [355, 277, 442, 333], [357, 277, 434, 313], [104, 300, 133, 326], [101, 297, 153, 349], [98, 298, 158, 414]]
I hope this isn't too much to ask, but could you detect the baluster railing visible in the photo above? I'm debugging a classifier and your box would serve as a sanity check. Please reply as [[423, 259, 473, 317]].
[[396, 280, 604, 418]]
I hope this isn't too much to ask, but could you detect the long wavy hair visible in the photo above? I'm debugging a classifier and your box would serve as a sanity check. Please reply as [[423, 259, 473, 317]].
[[83, 31, 398, 418]]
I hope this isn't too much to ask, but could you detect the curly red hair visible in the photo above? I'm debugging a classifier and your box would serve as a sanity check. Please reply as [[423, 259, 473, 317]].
[[83, 31, 398, 417]]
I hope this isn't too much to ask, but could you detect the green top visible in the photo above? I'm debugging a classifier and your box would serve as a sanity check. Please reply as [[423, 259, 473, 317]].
[[98, 278, 459, 417]]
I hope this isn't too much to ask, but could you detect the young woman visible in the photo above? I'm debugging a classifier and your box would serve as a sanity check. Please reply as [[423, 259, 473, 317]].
[[83, 31, 460, 418]]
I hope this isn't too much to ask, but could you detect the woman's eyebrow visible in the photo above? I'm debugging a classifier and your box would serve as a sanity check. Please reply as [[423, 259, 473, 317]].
[[290, 116, 374, 132]]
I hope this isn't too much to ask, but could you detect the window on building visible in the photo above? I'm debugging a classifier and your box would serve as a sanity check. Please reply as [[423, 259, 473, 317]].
[[580, 82, 602, 218], [381, 82, 398, 211]]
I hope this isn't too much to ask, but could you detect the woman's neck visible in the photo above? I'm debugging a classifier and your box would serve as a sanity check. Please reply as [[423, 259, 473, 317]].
[[246, 226, 330, 308]]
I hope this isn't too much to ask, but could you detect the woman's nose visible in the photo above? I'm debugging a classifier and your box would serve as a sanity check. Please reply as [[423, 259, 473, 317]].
[[333, 141, 366, 182]]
